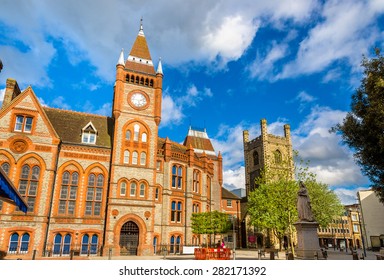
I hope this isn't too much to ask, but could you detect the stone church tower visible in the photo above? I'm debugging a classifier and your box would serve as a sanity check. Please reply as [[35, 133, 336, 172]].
[[241, 119, 294, 248], [243, 119, 294, 197]]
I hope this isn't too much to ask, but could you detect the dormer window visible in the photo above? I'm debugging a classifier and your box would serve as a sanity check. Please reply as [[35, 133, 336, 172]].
[[82, 122, 97, 144]]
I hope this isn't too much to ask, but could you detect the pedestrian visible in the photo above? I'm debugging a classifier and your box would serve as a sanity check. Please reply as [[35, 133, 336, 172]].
[[221, 239, 225, 248]]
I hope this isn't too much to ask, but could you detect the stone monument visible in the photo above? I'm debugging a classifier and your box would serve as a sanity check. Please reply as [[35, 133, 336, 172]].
[[294, 181, 320, 259]]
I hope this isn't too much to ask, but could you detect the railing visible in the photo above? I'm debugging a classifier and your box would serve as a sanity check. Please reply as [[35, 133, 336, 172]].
[[43, 244, 102, 258]]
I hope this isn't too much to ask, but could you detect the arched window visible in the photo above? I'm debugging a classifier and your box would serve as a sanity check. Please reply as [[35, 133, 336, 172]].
[[141, 132, 147, 142], [125, 130, 131, 140], [85, 174, 104, 216], [145, 78, 149, 86], [81, 234, 89, 255], [53, 233, 71, 256], [170, 236, 175, 254], [90, 234, 98, 255], [155, 187, 159, 200], [135, 76, 139, 84], [125, 74, 130, 82], [140, 152, 146, 165], [8, 232, 30, 254], [176, 236, 181, 254], [153, 237, 158, 254], [120, 181, 127, 196], [20, 233, 30, 253], [274, 150, 282, 164], [132, 151, 138, 165], [253, 151, 259, 166], [63, 234, 71, 255], [172, 165, 183, 189], [171, 201, 182, 223], [170, 235, 181, 254], [58, 171, 78, 215], [18, 164, 40, 212], [133, 124, 140, 141], [140, 77, 144, 85], [193, 170, 200, 193], [150, 79, 154, 87], [124, 150, 130, 164], [53, 234, 62, 255], [81, 234, 98, 255], [130, 75, 135, 83], [1, 162, 10, 174], [139, 183, 145, 197], [8, 233, 19, 253], [130, 182, 137, 197]]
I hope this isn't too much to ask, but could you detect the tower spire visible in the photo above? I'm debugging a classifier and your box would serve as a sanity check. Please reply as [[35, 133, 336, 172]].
[[125, 18, 155, 74], [117, 48, 124, 66], [139, 17, 144, 37], [156, 57, 163, 75]]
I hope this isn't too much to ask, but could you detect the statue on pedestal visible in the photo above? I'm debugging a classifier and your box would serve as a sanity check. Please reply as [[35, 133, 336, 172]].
[[297, 181, 315, 222]]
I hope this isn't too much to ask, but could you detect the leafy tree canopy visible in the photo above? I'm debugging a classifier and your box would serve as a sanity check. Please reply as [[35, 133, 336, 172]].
[[332, 48, 384, 203], [191, 211, 232, 235]]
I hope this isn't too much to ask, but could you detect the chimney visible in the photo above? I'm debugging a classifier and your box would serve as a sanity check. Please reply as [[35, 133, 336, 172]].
[[2, 78, 21, 109]]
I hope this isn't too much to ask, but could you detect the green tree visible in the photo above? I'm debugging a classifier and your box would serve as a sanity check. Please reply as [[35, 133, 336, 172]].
[[332, 49, 384, 203], [191, 211, 231, 246]]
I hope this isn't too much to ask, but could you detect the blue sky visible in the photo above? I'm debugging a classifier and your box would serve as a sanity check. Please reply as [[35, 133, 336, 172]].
[[1, 0, 384, 205]]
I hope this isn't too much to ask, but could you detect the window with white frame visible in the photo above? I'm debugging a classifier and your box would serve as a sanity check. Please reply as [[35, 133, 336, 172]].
[[8, 233, 30, 254], [227, 200, 232, 207], [120, 181, 127, 196], [81, 122, 97, 144], [130, 182, 137, 197], [139, 183, 145, 197], [85, 174, 104, 216], [14, 115, 33, 133]]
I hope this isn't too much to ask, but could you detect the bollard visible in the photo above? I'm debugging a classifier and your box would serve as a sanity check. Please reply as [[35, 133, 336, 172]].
[[32, 250, 37, 260], [270, 251, 275, 260], [108, 248, 112, 260]]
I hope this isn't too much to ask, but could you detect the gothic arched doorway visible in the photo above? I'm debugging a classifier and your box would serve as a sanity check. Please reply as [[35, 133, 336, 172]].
[[119, 221, 139, 255]]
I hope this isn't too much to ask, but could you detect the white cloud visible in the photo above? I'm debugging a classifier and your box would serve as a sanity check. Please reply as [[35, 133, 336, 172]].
[[0, 0, 321, 88], [0, 88, 5, 104], [292, 106, 369, 188], [280, 0, 384, 79], [248, 41, 289, 80], [202, 15, 258, 66], [50, 96, 71, 110], [178, 84, 213, 107], [160, 92, 184, 127], [223, 167, 246, 191]]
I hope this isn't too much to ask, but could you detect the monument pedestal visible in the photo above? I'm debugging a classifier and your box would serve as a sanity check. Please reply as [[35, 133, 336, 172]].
[[294, 221, 320, 259]]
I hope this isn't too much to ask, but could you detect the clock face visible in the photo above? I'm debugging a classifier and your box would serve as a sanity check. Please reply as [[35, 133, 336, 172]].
[[130, 92, 147, 107]]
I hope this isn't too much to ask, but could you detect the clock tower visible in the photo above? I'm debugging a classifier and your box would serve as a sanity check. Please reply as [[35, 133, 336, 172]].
[[105, 22, 163, 255]]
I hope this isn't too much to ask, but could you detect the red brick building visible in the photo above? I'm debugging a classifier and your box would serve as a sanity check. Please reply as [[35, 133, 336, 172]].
[[0, 24, 224, 258]]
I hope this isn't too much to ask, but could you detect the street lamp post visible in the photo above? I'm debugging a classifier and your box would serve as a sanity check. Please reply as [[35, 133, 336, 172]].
[[356, 195, 367, 257], [358, 208, 367, 257], [233, 215, 236, 260], [341, 214, 348, 254]]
